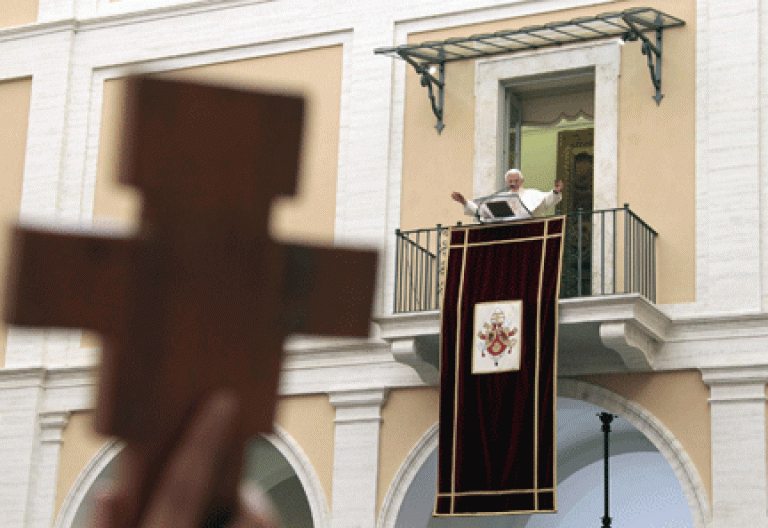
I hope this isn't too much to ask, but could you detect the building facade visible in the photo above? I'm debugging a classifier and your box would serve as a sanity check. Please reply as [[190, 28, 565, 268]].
[[0, 0, 766, 526]]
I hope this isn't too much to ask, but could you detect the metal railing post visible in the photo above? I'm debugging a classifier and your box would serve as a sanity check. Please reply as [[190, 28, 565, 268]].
[[435, 224, 442, 308], [623, 204, 630, 294], [577, 208, 583, 297]]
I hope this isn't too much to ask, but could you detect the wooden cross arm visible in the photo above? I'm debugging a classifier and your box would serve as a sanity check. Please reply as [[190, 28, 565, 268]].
[[4, 225, 137, 335], [282, 243, 378, 337]]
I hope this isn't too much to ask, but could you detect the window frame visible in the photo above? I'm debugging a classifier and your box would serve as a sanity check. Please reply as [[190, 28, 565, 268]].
[[474, 39, 621, 210]]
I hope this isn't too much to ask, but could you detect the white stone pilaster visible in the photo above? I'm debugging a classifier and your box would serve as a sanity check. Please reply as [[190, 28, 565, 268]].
[[2, 25, 78, 369], [27, 411, 70, 528], [334, 15, 394, 315], [702, 366, 768, 528], [697, 0, 763, 311], [334, 15, 393, 246], [329, 389, 388, 528], [0, 370, 45, 528]]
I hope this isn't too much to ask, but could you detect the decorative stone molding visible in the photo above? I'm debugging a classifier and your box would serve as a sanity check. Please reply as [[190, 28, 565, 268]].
[[53, 439, 123, 528], [0, 367, 45, 388], [376, 312, 440, 384], [42, 365, 98, 413], [388, 339, 439, 385], [700, 365, 768, 391], [376, 423, 438, 528], [563, 294, 668, 372], [265, 426, 331, 528], [599, 321, 658, 370], [329, 389, 389, 425], [38, 411, 70, 444], [280, 337, 427, 396], [561, 293, 670, 334]]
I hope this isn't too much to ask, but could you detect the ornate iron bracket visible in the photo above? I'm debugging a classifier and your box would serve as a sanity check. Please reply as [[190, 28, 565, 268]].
[[398, 51, 445, 133], [622, 12, 665, 104]]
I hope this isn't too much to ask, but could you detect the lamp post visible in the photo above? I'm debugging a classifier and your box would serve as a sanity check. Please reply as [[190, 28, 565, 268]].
[[599, 412, 615, 527]]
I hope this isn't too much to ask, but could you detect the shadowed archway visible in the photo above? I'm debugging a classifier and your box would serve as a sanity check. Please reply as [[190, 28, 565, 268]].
[[378, 379, 709, 528]]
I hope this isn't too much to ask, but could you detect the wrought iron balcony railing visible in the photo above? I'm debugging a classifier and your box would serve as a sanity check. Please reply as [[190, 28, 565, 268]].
[[393, 205, 657, 313]]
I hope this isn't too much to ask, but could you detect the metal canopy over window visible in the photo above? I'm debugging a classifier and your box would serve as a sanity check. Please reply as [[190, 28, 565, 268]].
[[374, 7, 685, 132]]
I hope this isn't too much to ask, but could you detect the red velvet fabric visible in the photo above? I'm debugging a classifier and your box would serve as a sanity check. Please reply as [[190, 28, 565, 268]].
[[436, 218, 564, 516]]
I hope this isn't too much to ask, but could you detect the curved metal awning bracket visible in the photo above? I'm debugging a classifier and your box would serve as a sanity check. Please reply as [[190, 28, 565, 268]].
[[621, 12, 666, 104], [398, 51, 446, 133]]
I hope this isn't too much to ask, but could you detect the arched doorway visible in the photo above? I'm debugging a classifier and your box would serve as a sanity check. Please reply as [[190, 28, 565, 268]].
[[55, 427, 327, 528], [379, 381, 709, 528]]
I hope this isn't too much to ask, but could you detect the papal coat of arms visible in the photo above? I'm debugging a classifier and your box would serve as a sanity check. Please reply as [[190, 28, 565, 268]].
[[472, 301, 522, 374]]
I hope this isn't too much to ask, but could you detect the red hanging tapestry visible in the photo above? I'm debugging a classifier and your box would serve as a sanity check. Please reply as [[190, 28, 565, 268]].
[[435, 217, 564, 516]]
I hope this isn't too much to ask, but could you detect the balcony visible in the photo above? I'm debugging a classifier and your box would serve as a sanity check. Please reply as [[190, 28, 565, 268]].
[[393, 205, 657, 313], [379, 206, 665, 379]]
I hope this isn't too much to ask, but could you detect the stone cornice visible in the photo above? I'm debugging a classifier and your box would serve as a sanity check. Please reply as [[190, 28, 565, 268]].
[[0, 367, 46, 389], [561, 294, 671, 341], [329, 389, 388, 425], [78, 0, 273, 31], [0, 19, 75, 42], [373, 310, 440, 339], [377, 296, 768, 374], [0, 0, 272, 41], [7, 302, 768, 403], [280, 336, 429, 395]]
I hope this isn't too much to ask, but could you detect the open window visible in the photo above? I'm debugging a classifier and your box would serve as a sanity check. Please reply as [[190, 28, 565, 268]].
[[502, 70, 595, 297], [474, 40, 621, 297], [501, 68, 594, 209]]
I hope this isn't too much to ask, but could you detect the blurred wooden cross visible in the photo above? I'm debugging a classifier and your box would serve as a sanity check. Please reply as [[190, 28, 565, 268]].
[[4, 76, 377, 522]]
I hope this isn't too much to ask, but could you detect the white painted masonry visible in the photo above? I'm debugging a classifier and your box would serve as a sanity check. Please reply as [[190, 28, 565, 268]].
[[702, 367, 768, 528], [1, 0, 768, 527], [329, 390, 388, 528], [696, 0, 766, 312]]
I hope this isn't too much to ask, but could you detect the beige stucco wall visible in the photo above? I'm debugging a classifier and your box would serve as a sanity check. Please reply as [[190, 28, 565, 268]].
[[580, 370, 712, 504], [93, 45, 342, 244], [0, 77, 32, 368], [275, 394, 336, 507], [54, 412, 111, 520], [401, 57, 475, 231], [377, 387, 440, 513], [0, 0, 37, 28], [618, 2, 696, 305], [83, 44, 344, 352], [400, 0, 696, 304]]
